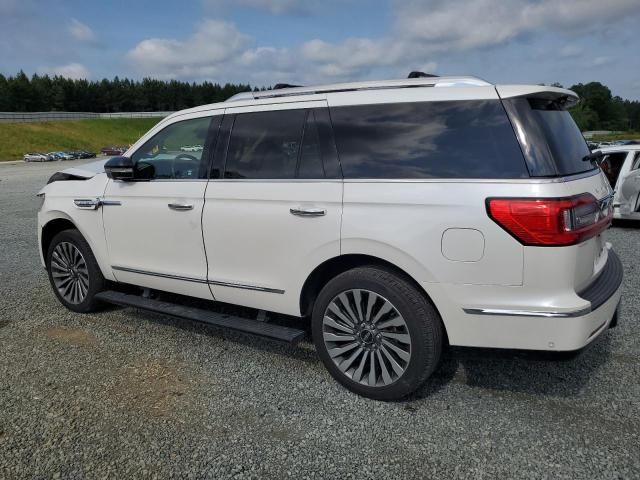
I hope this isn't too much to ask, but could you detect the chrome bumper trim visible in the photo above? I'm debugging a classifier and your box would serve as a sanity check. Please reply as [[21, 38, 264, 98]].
[[463, 306, 592, 318]]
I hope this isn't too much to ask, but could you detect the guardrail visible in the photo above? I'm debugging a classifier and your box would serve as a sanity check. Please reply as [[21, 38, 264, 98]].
[[0, 111, 173, 123]]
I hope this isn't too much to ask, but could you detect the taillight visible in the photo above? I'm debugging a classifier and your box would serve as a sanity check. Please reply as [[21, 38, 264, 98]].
[[487, 194, 612, 246]]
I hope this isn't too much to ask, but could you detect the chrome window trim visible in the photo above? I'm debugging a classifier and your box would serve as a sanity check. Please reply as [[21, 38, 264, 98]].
[[207, 178, 342, 183], [111, 266, 284, 294], [463, 306, 592, 318], [202, 169, 600, 184], [341, 169, 600, 184]]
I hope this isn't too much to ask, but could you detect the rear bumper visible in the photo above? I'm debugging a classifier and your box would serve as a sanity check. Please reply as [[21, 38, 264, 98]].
[[449, 250, 623, 351]]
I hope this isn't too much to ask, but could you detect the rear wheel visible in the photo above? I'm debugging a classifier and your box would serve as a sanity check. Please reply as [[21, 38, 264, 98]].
[[46, 229, 105, 313], [312, 266, 443, 400]]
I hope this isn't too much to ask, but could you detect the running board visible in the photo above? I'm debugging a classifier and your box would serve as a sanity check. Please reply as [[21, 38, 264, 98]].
[[95, 290, 306, 344]]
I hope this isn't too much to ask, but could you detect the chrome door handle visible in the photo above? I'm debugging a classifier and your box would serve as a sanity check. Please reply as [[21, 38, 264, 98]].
[[290, 207, 326, 217], [168, 202, 194, 211]]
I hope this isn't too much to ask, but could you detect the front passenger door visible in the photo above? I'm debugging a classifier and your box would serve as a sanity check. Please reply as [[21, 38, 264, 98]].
[[102, 114, 221, 299]]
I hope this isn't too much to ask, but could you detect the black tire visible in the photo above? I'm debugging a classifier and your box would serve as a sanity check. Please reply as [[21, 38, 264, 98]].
[[311, 266, 443, 401], [46, 229, 105, 313]]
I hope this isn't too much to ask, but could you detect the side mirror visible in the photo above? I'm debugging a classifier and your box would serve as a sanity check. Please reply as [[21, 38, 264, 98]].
[[104, 156, 134, 181]]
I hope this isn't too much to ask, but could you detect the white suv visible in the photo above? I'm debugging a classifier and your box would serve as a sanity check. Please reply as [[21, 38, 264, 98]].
[[37, 76, 623, 400]]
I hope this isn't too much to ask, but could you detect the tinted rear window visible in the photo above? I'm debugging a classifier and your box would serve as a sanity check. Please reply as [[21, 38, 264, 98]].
[[330, 100, 528, 179], [502, 97, 595, 177]]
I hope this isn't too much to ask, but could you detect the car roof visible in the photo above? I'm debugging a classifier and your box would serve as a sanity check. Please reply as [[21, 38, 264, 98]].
[[160, 76, 579, 121], [598, 145, 640, 152]]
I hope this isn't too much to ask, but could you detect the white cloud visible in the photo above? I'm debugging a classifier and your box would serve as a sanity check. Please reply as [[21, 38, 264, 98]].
[[395, 0, 640, 52], [591, 56, 614, 67], [126, 0, 640, 86], [127, 19, 248, 78], [68, 18, 96, 43], [51, 63, 90, 79], [203, 0, 319, 15], [559, 45, 583, 58]]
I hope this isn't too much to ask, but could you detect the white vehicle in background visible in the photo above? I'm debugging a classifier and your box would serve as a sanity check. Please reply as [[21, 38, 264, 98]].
[[23, 152, 52, 162], [36, 74, 623, 400], [598, 145, 640, 221], [180, 145, 203, 152]]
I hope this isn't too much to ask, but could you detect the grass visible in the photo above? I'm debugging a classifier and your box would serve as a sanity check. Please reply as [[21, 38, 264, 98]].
[[0, 118, 162, 161], [589, 131, 640, 142]]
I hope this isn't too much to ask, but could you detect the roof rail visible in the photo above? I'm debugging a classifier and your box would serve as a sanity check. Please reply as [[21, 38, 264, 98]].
[[408, 71, 438, 78], [273, 83, 303, 90], [225, 76, 492, 102]]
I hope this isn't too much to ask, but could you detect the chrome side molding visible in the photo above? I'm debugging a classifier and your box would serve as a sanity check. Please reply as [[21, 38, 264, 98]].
[[111, 266, 284, 294], [290, 207, 326, 217], [73, 198, 121, 210], [207, 279, 285, 294], [112, 266, 208, 284], [74, 198, 101, 210], [463, 307, 592, 318]]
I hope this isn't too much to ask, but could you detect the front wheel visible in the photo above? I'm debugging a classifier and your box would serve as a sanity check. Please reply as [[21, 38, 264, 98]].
[[46, 229, 105, 313], [312, 266, 444, 401]]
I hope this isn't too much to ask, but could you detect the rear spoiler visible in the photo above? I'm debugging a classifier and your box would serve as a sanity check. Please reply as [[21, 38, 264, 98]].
[[495, 85, 580, 108]]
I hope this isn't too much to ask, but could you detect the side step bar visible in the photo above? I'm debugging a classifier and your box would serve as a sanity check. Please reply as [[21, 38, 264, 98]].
[[95, 290, 306, 344]]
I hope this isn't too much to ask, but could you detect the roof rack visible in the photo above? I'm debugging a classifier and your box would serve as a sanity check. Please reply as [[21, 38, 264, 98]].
[[225, 76, 491, 102], [408, 71, 438, 78], [273, 83, 303, 90]]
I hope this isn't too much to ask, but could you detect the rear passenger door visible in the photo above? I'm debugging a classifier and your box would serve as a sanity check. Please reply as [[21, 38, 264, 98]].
[[202, 101, 343, 315]]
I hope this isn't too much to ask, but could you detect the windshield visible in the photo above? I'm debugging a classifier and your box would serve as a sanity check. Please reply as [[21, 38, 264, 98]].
[[502, 97, 595, 177]]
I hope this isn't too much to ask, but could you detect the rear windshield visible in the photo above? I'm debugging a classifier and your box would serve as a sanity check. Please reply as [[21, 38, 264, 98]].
[[502, 97, 595, 177]]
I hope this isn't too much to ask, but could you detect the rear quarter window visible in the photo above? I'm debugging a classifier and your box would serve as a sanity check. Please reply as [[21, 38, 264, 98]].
[[330, 100, 528, 179], [501, 97, 596, 177]]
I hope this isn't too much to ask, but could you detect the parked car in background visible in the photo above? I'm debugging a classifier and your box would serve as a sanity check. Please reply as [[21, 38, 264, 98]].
[[180, 145, 204, 152], [23, 152, 52, 162], [38, 76, 622, 400], [47, 152, 64, 160], [598, 145, 640, 221], [69, 151, 97, 159], [55, 151, 74, 161], [101, 147, 127, 156]]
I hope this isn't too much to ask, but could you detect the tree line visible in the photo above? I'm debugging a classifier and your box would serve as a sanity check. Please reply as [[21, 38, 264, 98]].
[[565, 82, 640, 132], [0, 71, 253, 113], [0, 71, 639, 131]]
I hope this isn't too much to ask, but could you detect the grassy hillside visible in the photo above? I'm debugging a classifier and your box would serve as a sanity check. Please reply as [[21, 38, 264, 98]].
[[0, 118, 162, 161], [590, 131, 640, 142]]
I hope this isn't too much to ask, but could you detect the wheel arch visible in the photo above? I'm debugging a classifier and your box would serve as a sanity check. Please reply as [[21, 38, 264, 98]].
[[299, 254, 447, 342], [41, 215, 77, 261]]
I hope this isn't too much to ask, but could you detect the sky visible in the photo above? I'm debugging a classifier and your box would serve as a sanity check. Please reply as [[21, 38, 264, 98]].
[[1, 0, 640, 99]]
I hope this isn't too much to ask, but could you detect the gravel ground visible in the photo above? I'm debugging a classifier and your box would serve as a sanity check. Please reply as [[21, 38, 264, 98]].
[[1, 160, 639, 479]]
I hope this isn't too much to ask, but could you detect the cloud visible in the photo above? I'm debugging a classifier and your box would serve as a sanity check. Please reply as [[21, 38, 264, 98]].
[[127, 0, 640, 88], [68, 18, 96, 43], [395, 0, 640, 52], [591, 56, 614, 67], [559, 45, 583, 58], [127, 19, 249, 78], [293, 0, 640, 81], [203, 0, 320, 15], [51, 63, 90, 79]]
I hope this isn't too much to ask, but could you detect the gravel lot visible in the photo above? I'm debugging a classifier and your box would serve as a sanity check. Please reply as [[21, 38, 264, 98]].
[[1, 159, 639, 479]]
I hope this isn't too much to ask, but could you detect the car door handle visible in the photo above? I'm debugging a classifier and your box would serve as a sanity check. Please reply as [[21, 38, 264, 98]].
[[290, 207, 326, 217], [168, 202, 194, 211]]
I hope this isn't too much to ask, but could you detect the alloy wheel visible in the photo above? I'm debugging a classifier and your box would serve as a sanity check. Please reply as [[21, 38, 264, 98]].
[[50, 242, 90, 305], [322, 289, 411, 387]]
